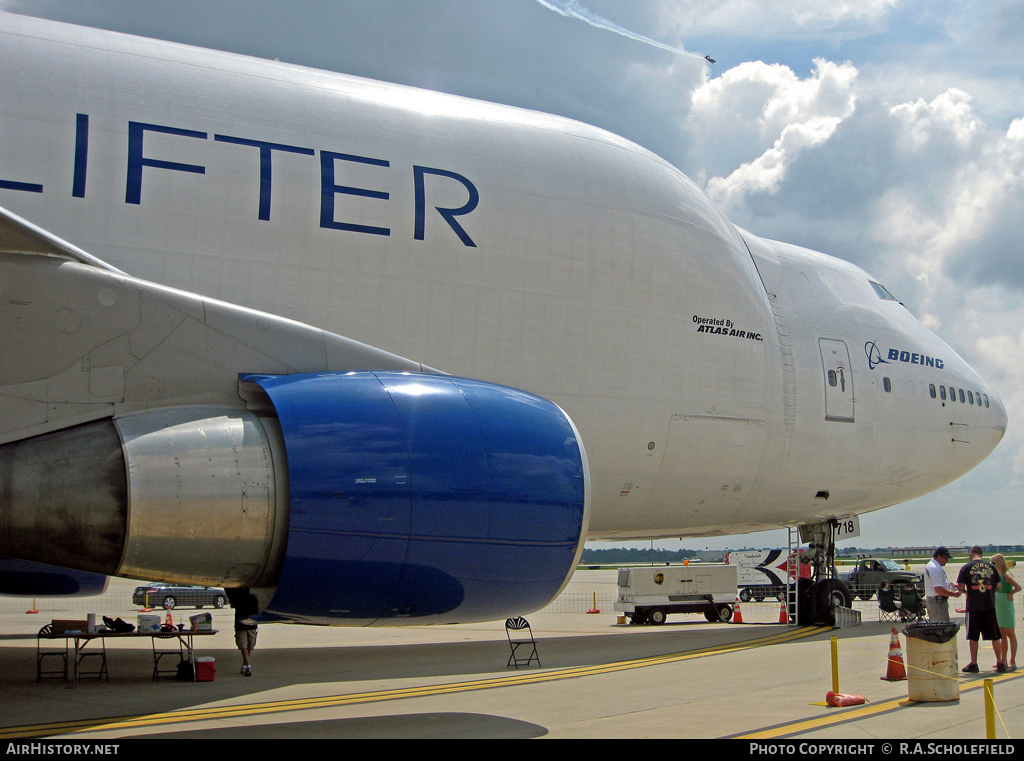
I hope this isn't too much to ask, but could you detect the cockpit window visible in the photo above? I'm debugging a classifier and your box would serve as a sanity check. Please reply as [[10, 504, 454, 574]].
[[869, 281, 898, 301]]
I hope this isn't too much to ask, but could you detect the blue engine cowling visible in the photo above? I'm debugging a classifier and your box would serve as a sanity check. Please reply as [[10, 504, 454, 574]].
[[0, 557, 109, 596], [242, 372, 590, 625]]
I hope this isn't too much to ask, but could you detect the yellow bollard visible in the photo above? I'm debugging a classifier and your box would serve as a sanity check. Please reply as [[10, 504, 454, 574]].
[[825, 635, 866, 707], [832, 636, 840, 693], [984, 679, 995, 739]]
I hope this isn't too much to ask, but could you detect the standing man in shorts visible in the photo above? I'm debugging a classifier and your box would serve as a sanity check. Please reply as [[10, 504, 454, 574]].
[[924, 546, 960, 622], [957, 546, 1003, 673], [233, 591, 260, 677]]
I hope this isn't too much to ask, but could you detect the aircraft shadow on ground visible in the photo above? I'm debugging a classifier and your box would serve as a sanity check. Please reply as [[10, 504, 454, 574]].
[[143, 712, 548, 739]]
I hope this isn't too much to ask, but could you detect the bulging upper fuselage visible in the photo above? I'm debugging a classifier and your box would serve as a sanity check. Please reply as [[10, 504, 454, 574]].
[[0, 11, 1006, 548]]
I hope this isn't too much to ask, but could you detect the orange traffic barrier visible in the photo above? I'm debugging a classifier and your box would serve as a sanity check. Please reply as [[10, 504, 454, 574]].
[[881, 627, 907, 681], [778, 599, 788, 624]]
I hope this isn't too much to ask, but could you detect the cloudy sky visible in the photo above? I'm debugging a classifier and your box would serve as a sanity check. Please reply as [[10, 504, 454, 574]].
[[3, 0, 1021, 552]]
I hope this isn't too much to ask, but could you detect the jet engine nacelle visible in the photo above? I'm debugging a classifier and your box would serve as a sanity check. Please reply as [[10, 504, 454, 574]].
[[0, 373, 590, 624], [246, 372, 590, 624], [0, 558, 109, 596]]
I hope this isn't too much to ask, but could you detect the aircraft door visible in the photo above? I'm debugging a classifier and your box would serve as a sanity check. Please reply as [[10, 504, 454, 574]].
[[819, 338, 854, 422]]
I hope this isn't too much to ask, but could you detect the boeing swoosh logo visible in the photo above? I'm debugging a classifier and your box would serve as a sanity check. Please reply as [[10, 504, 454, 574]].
[[865, 341, 890, 370]]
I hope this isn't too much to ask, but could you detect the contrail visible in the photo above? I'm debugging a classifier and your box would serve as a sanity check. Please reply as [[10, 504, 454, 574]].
[[533, 0, 704, 59]]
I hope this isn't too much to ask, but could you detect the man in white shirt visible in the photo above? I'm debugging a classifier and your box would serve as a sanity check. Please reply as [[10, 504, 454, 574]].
[[925, 546, 961, 622]]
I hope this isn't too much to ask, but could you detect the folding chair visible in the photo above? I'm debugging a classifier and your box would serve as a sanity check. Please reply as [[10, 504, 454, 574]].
[[877, 585, 899, 622], [37, 625, 68, 682], [152, 635, 188, 680], [893, 583, 926, 622], [505, 617, 540, 669]]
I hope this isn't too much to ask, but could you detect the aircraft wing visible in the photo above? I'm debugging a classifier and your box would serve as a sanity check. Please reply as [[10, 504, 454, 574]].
[[0, 202, 432, 446], [0, 204, 125, 274]]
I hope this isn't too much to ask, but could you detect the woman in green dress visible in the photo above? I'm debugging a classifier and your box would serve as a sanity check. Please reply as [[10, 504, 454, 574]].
[[991, 554, 1020, 671]]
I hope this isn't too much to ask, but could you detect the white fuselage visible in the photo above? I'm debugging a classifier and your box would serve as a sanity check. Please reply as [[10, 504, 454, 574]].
[[0, 13, 1007, 540]]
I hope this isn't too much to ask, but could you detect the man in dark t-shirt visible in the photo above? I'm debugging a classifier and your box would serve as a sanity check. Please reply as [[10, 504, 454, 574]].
[[233, 592, 259, 677], [957, 545, 1003, 672]]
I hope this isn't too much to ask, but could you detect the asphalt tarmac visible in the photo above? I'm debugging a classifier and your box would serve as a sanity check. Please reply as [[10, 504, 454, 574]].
[[0, 569, 1020, 740]]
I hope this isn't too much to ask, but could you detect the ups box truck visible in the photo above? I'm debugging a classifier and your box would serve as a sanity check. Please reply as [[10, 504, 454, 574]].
[[614, 565, 738, 625]]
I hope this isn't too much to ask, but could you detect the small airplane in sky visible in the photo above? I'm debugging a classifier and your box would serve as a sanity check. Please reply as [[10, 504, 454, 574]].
[[705, 55, 716, 64]]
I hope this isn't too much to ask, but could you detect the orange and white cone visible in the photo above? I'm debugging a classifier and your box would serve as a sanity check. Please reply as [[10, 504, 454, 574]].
[[732, 596, 744, 623], [778, 599, 788, 624], [881, 627, 907, 681]]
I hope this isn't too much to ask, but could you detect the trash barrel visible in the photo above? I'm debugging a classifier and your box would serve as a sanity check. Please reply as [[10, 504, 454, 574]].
[[903, 622, 960, 702]]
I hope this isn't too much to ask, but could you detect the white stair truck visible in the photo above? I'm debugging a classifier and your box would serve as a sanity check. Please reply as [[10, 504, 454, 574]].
[[614, 565, 738, 624]]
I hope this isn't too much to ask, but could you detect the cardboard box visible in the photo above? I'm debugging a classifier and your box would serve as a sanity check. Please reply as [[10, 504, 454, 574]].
[[137, 614, 161, 633], [189, 612, 213, 631], [50, 619, 88, 635]]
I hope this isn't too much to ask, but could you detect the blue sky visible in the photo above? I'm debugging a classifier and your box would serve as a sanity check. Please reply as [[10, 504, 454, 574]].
[[2, 0, 1021, 551]]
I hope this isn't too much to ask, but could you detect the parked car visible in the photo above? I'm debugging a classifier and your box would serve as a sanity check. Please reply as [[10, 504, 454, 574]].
[[132, 583, 228, 610]]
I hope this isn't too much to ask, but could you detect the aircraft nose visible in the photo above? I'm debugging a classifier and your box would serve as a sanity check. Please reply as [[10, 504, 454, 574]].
[[991, 389, 1009, 441], [973, 382, 1009, 462]]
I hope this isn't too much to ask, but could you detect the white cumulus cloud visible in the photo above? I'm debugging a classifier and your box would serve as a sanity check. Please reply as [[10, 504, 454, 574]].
[[889, 89, 980, 151], [689, 59, 858, 210]]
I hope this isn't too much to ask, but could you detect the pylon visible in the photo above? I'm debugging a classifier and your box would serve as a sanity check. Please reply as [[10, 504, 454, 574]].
[[778, 598, 788, 624], [881, 627, 907, 681], [732, 596, 744, 623], [164, 611, 174, 628]]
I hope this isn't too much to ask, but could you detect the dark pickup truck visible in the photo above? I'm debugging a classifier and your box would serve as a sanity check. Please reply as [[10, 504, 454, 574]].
[[840, 558, 923, 600]]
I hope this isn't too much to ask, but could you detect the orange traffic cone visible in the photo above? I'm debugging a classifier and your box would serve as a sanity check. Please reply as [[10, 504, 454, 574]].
[[733, 596, 744, 624], [778, 599, 788, 624], [881, 627, 907, 681], [164, 611, 174, 628]]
